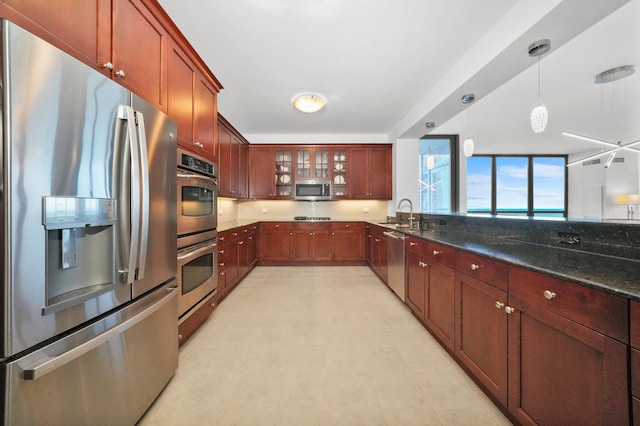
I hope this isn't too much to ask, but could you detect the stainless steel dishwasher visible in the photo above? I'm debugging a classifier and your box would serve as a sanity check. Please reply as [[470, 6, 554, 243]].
[[384, 230, 406, 301]]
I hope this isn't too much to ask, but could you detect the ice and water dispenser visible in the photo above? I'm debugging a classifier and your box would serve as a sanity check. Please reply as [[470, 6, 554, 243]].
[[43, 196, 118, 314]]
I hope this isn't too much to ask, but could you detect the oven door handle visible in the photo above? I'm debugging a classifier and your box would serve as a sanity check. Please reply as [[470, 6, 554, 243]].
[[177, 172, 217, 186], [178, 241, 217, 262]]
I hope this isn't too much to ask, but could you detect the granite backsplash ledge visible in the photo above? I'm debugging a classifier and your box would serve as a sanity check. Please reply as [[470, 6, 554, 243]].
[[413, 214, 640, 262]]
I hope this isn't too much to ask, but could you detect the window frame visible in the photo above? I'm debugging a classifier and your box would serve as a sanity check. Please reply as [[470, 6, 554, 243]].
[[467, 154, 568, 217]]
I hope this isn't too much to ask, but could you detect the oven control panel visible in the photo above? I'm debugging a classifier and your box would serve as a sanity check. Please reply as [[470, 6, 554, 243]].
[[178, 149, 216, 178]]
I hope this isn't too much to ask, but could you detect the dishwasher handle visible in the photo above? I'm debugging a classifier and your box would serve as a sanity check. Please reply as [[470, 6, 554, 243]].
[[383, 231, 406, 240]]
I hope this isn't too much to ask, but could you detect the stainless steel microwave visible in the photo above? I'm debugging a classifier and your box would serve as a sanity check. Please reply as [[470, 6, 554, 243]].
[[294, 180, 332, 201]]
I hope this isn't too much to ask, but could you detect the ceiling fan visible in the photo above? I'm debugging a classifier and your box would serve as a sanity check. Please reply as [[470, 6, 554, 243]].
[[563, 65, 638, 167]]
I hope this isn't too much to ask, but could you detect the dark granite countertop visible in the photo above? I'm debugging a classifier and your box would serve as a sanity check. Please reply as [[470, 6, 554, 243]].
[[218, 219, 259, 232], [373, 222, 640, 301], [217, 219, 640, 300]]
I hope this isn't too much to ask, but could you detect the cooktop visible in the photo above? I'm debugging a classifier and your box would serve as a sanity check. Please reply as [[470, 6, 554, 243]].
[[293, 216, 331, 221]]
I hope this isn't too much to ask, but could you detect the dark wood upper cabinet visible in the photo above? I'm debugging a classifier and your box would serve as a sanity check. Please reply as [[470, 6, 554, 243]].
[[218, 116, 248, 199], [348, 146, 392, 199], [249, 144, 391, 200], [0, 0, 111, 75], [111, 0, 168, 110]]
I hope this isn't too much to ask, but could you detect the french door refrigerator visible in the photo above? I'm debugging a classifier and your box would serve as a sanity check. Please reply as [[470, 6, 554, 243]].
[[0, 21, 178, 425]]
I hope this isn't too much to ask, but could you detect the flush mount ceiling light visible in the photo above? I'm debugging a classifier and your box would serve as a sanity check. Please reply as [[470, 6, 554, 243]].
[[529, 39, 551, 133], [425, 121, 436, 129], [565, 64, 638, 167], [461, 93, 475, 157], [292, 94, 326, 113]]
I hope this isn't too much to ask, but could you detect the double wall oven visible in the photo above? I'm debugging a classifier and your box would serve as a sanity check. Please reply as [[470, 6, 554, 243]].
[[177, 149, 218, 320]]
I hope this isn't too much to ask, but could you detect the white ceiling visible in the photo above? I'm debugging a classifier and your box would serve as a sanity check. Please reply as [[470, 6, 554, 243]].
[[158, 0, 639, 155]]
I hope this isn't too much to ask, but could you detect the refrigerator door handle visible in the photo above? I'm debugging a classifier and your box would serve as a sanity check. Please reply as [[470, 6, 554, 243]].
[[118, 105, 141, 285], [22, 286, 178, 381], [135, 110, 150, 281]]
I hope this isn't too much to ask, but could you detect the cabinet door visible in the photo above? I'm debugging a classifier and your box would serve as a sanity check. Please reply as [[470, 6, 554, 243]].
[[426, 263, 455, 350], [218, 124, 233, 197], [368, 146, 391, 199], [313, 229, 332, 261], [508, 295, 629, 426], [331, 223, 364, 261], [405, 249, 426, 321], [238, 142, 248, 199], [348, 148, 369, 198], [292, 229, 313, 261], [230, 135, 242, 196], [112, 0, 167, 111], [167, 40, 195, 149], [247, 230, 258, 268], [455, 272, 508, 405], [0, 0, 111, 70], [259, 226, 292, 262], [249, 148, 276, 199], [237, 236, 248, 280], [194, 74, 218, 161]]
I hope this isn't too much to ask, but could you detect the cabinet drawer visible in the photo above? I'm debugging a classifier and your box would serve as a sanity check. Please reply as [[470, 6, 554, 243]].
[[331, 221, 363, 231], [455, 250, 508, 290], [425, 242, 454, 268], [260, 222, 293, 230], [405, 236, 424, 256], [294, 222, 331, 231], [509, 266, 628, 343]]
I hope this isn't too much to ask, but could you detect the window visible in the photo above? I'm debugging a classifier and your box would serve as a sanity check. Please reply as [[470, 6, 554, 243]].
[[419, 136, 459, 213], [466, 155, 567, 217]]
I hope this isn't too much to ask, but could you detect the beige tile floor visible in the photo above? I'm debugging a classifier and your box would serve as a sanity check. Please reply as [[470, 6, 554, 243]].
[[139, 266, 512, 426]]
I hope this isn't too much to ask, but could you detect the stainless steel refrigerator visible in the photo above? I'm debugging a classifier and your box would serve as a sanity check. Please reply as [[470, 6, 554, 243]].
[[0, 21, 178, 425]]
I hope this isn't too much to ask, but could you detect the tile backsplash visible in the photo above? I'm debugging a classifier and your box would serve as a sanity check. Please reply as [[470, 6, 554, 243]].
[[219, 198, 388, 222]]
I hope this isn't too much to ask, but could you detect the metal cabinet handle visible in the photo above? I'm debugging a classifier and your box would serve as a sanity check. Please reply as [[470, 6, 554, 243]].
[[543, 290, 556, 300], [219, 249, 224, 254], [103, 62, 114, 71], [505, 306, 516, 314], [238, 241, 244, 245], [495, 301, 505, 309], [220, 271, 225, 276], [470, 263, 480, 271], [289, 232, 293, 235], [409, 242, 417, 246], [115, 69, 126, 78], [219, 262, 225, 267], [433, 250, 440, 255]]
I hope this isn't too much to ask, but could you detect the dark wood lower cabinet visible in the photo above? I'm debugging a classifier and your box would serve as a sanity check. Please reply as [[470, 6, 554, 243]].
[[425, 262, 454, 350], [455, 271, 508, 405], [405, 246, 426, 321], [508, 295, 629, 426]]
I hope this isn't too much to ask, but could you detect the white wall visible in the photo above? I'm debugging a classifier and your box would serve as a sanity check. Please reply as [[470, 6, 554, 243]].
[[568, 149, 640, 219], [391, 138, 420, 216]]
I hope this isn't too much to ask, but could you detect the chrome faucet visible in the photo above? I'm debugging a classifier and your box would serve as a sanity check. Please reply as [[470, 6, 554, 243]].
[[397, 198, 415, 227]]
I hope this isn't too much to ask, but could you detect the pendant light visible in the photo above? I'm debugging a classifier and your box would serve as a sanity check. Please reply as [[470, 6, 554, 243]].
[[461, 93, 475, 157], [528, 39, 551, 133], [564, 65, 638, 167]]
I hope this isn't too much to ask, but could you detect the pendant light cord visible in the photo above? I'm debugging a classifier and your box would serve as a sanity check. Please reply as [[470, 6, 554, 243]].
[[537, 56, 541, 104]]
